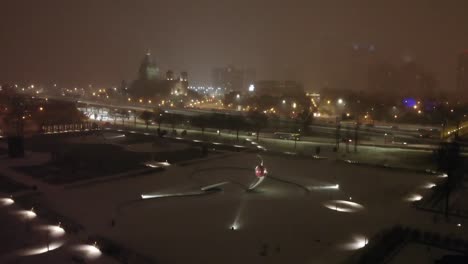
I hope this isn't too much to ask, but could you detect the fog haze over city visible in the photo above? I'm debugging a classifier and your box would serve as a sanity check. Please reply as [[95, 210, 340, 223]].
[[2, 1, 468, 264], [2, 0, 468, 91]]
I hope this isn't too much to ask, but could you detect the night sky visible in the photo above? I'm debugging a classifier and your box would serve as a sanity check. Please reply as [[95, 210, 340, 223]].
[[1, 0, 468, 91]]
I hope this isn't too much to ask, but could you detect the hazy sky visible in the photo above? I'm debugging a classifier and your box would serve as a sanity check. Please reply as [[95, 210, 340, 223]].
[[1, 0, 468, 91]]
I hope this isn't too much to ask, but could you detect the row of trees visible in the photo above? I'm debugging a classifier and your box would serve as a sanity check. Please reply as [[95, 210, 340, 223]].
[[138, 109, 269, 141]]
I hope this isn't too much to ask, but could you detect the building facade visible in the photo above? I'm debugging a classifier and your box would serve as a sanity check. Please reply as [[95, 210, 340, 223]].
[[253, 80, 304, 97], [212, 65, 256, 92], [129, 53, 188, 99]]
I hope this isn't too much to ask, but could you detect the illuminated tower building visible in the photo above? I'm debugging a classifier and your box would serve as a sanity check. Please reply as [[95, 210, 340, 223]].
[[138, 52, 160, 81]]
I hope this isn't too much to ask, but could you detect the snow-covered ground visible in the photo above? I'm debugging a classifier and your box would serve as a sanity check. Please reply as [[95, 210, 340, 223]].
[[1, 138, 467, 263], [65, 131, 190, 153], [0, 193, 117, 264], [28, 156, 468, 263]]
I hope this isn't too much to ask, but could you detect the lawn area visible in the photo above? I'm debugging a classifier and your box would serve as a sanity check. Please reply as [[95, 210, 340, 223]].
[[0, 174, 31, 193], [16, 134, 216, 184], [337, 147, 436, 171]]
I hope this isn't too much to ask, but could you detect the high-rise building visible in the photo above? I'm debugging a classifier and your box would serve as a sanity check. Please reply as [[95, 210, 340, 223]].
[[253, 80, 304, 97], [348, 43, 377, 90], [212, 66, 256, 92], [367, 61, 437, 99], [129, 52, 188, 98], [456, 51, 468, 101], [139, 52, 160, 80]]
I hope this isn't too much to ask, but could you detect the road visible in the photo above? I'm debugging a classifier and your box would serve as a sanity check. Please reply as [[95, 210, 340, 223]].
[[37, 93, 443, 149]]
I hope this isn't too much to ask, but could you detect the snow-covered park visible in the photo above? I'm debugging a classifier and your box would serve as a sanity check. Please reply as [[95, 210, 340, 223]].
[[0, 132, 467, 263]]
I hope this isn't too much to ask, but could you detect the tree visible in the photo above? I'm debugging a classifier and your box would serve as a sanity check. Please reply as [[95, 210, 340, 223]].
[[227, 115, 248, 142], [118, 109, 129, 125], [110, 109, 118, 125], [296, 109, 313, 135], [354, 122, 360, 152], [153, 108, 165, 129], [247, 110, 268, 141], [139, 110, 153, 129], [166, 113, 185, 130], [335, 117, 341, 151], [208, 113, 228, 135], [191, 115, 209, 136], [437, 141, 463, 218]]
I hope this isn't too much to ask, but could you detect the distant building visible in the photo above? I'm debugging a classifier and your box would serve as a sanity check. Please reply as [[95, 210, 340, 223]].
[[253, 80, 304, 97], [166, 70, 175, 81], [367, 61, 437, 99], [349, 43, 377, 90], [129, 52, 188, 99], [456, 51, 468, 101], [367, 62, 399, 97], [212, 66, 256, 92], [139, 52, 160, 80]]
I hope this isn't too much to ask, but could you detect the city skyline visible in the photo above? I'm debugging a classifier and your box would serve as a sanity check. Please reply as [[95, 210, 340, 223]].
[[1, 1, 468, 91]]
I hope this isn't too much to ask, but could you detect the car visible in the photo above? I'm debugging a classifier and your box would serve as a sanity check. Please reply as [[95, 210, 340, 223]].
[[419, 133, 432, 138], [274, 132, 300, 141]]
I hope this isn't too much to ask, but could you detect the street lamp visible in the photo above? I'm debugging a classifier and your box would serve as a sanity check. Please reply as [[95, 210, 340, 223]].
[[337, 98, 344, 105]]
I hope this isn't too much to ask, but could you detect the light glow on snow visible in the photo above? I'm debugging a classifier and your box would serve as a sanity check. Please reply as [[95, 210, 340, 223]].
[[17, 241, 64, 256], [73, 244, 102, 260], [0, 198, 14, 206], [16, 225, 66, 256], [156, 161, 171, 167], [106, 134, 125, 139], [405, 194, 423, 202], [141, 193, 167, 199], [340, 235, 368, 250], [310, 184, 339, 190], [16, 210, 37, 220], [323, 200, 364, 213], [37, 225, 66, 237], [421, 182, 436, 189]]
